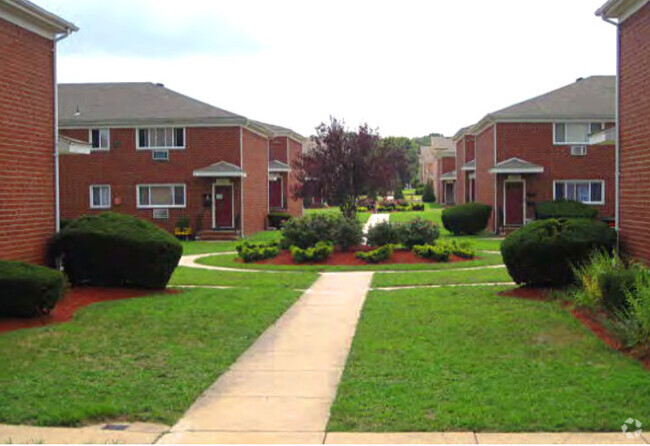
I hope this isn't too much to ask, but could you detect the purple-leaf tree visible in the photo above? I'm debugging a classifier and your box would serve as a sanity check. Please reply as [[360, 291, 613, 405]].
[[292, 117, 406, 219]]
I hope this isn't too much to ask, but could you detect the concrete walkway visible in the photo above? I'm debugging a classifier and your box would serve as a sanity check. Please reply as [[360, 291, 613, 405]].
[[156, 271, 374, 444], [362, 213, 390, 244]]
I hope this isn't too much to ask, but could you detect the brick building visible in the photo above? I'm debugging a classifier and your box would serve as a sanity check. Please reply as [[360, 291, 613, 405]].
[[58, 83, 304, 239], [419, 136, 455, 204], [458, 76, 615, 233], [453, 126, 476, 205], [0, 0, 77, 263], [597, 0, 650, 263]]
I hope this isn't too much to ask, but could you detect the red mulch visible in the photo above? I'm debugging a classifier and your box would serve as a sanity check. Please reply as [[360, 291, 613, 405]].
[[499, 286, 650, 370], [0, 286, 176, 335], [240, 247, 475, 266]]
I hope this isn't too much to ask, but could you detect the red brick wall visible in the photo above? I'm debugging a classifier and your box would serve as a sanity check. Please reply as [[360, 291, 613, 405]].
[[475, 125, 497, 231], [619, 2, 650, 263], [269, 136, 287, 162], [287, 138, 303, 217], [241, 128, 268, 235], [59, 126, 244, 233], [464, 135, 476, 202], [455, 139, 466, 204], [0, 18, 55, 264], [494, 122, 615, 224]]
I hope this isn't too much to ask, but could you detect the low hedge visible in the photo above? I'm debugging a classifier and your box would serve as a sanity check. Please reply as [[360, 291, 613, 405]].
[[413, 243, 452, 262], [441, 203, 492, 235], [268, 212, 292, 229], [535, 200, 598, 220], [236, 240, 279, 263], [49, 212, 182, 289], [501, 218, 617, 286], [0, 260, 65, 317], [281, 213, 362, 250], [290, 241, 334, 263], [355, 245, 393, 263]]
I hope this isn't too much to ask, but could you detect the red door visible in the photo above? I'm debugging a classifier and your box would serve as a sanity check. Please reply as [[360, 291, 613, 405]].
[[505, 182, 524, 225], [214, 186, 233, 228], [269, 179, 283, 209]]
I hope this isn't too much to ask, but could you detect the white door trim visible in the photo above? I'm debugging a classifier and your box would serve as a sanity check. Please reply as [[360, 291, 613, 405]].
[[212, 183, 235, 228], [503, 179, 526, 226]]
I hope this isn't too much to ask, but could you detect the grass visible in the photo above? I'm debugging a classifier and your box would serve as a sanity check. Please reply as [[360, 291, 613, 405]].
[[372, 266, 512, 288], [169, 266, 318, 289], [0, 287, 301, 426], [196, 252, 504, 272], [180, 230, 282, 255], [305, 206, 371, 224], [328, 285, 650, 432]]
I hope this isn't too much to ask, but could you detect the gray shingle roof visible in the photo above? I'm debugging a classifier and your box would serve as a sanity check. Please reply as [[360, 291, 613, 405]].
[[268, 160, 291, 172], [461, 159, 476, 171], [193, 161, 246, 177], [488, 157, 544, 174], [252, 120, 306, 141], [440, 170, 457, 180], [59, 83, 248, 127], [485, 76, 615, 121]]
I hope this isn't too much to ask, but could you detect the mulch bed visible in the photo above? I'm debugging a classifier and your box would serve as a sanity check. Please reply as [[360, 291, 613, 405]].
[[500, 286, 650, 370], [0, 286, 175, 335], [240, 246, 476, 266]]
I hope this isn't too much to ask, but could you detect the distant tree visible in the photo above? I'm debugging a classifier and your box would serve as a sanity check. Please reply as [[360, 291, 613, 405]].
[[422, 181, 436, 203], [292, 117, 406, 219], [412, 132, 444, 147], [381, 136, 419, 186]]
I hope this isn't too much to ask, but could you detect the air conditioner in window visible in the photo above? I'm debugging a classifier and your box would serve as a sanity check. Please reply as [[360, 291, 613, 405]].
[[152, 150, 169, 161], [570, 145, 587, 156], [152, 208, 169, 220]]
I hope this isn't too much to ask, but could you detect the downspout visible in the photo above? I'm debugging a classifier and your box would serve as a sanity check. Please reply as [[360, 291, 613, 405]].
[[53, 29, 72, 233], [601, 15, 620, 251]]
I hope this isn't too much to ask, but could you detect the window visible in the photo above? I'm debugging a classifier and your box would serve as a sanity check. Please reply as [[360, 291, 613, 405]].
[[90, 128, 110, 150], [554, 181, 604, 205], [137, 184, 186, 208], [553, 122, 603, 144], [137, 127, 185, 149], [90, 185, 111, 209]]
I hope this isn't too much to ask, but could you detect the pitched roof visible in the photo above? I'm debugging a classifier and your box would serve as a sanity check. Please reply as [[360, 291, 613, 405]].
[[252, 120, 306, 142], [430, 136, 454, 150], [461, 159, 476, 171], [193, 161, 246, 178], [0, 0, 78, 39], [440, 170, 457, 180], [452, 125, 474, 141], [268, 160, 291, 172], [473, 76, 615, 132], [596, 0, 648, 20], [488, 157, 544, 174], [58, 82, 263, 129]]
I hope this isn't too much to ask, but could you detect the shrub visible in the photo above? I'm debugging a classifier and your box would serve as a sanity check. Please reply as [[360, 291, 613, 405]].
[[355, 245, 393, 263], [366, 221, 401, 247], [334, 217, 363, 252], [570, 250, 622, 309], [441, 203, 492, 235], [394, 188, 405, 200], [411, 203, 425, 211], [448, 240, 476, 259], [49, 212, 182, 289], [290, 241, 334, 263], [378, 200, 396, 210], [0, 260, 65, 317], [357, 197, 375, 209], [176, 215, 191, 229], [396, 205, 411, 212], [535, 200, 598, 220], [236, 240, 279, 263], [610, 272, 650, 349], [412, 243, 452, 262], [414, 186, 425, 195], [422, 182, 436, 203], [501, 218, 617, 287], [281, 213, 339, 249], [358, 206, 368, 212], [599, 269, 640, 312], [268, 212, 292, 229], [400, 217, 440, 248]]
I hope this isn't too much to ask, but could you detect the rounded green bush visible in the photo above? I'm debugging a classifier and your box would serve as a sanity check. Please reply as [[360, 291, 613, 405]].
[[535, 200, 598, 220], [281, 214, 362, 250], [49, 212, 182, 289], [366, 221, 401, 247], [501, 218, 617, 286], [441, 203, 492, 235], [400, 217, 440, 248], [0, 260, 65, 317]]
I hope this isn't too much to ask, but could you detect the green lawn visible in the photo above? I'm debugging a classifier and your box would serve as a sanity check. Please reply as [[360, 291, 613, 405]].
[[372, 266, 512, 288], [169, 266, 318, 289], [328, 286, 650, 432], [196, 252, 504, 272], [305, 206, 371, 224], [0, 287, 301, 426], [181, 230, 282, 255]]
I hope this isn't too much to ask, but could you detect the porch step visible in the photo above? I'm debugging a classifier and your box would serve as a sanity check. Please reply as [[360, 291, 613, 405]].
[[196, 229, 240, 241], [498, 225, 521, 237]]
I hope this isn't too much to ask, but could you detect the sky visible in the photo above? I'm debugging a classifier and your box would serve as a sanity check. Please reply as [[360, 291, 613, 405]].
[[41, 0, 617, 139]]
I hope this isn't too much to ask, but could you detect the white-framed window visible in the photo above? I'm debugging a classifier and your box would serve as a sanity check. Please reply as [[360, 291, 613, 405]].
[[553, 180, 604, 205], [137, 127, 185, 150], [90, 185, 111, 209], [553, 122, 604, 145], [90, 128, 110, 150], [137, 184, 186, 208]]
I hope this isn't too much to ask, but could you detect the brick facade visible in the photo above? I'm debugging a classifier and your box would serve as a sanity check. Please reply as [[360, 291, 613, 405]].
[[618, 2, 650, 263], [0, 18, 55, 263], [241, 128, 269, 235], [474, 125, 497, 231]]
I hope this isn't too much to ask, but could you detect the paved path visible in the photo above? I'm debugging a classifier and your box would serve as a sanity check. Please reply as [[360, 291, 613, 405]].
[[157, 271, 374, 444], [362, 213, 389, 244]]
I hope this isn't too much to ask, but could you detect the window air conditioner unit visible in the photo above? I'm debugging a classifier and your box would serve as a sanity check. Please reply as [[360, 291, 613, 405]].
[[152, 150, 169, 161], [570, 145, 587, 156], [152, 208, 169, 220]]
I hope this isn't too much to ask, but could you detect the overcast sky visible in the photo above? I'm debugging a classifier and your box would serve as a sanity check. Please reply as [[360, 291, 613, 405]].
[[41, 0, 616, 138]]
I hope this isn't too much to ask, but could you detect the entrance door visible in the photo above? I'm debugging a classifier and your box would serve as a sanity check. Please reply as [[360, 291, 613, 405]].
[[213, 185, 233, 228], [444, 182, 455, 205], [504, 181, 524, 226], [269, 178, 283, 209]]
